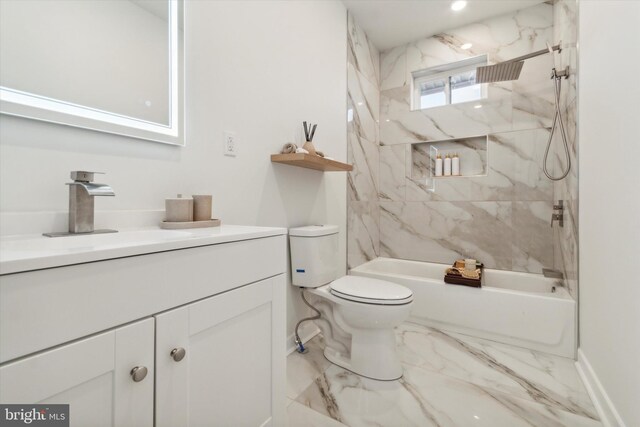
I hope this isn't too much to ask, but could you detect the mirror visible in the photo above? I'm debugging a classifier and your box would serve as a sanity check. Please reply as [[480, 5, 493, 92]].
[[0, 0, 184, 146]]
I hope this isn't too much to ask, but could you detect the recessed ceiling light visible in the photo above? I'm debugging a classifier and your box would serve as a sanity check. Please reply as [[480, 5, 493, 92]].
[[474, 104, 482, 109], [461, 43, 473, 50], [451, 1, 467, 11], [357, 101, 363, 106]]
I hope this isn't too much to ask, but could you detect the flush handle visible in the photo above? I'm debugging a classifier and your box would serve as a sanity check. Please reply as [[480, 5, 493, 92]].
[[170, 347, 186, 362]]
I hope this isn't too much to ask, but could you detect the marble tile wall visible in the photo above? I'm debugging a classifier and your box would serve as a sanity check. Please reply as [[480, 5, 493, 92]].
[[375, 3, 557, 273], [552, 0, 579, 299], [347, 2, 578, 280], [347, 12, 381, 269]]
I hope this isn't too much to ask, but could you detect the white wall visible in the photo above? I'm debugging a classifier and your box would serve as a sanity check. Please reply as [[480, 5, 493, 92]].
[[578, 1, 640, 425], [0, 0, 348, 342]]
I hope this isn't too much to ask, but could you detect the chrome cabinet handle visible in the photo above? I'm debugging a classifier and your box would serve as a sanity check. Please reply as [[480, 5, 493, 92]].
[[130, 366, 148, 382], [170, 347, 186, 362]]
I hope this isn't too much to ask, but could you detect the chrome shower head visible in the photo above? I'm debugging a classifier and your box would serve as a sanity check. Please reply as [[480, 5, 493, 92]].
[[475, 42, 562, 84], [476, 61, 524, 83]]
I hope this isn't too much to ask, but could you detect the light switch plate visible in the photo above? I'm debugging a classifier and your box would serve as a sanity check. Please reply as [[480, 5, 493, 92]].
[[224, 131, 237, 156]]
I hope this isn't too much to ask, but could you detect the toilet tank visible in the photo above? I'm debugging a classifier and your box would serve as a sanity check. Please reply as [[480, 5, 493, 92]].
[[289, 225, 339, 288]]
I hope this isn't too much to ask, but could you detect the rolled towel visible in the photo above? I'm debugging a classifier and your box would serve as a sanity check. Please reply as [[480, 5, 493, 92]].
[[295, 147, 309, 154], [281, 143, 297, 154], [315, 150, 325, 157]]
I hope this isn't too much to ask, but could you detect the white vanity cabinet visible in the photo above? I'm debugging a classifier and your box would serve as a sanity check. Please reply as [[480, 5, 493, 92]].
[[155, 276, 284, 427], [0, 227, 287, 427], [0, 318, 156, 427]]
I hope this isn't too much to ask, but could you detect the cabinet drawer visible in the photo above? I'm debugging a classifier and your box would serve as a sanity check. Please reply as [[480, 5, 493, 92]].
[[0, 235, 286, 363]]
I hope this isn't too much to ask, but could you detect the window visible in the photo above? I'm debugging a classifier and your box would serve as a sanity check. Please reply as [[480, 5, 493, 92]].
[[412, 56, 487, 110]]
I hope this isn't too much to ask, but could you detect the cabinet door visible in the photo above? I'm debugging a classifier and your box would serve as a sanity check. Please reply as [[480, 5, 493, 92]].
[[0, 318, 154, 427], [155, 275, 285, 427]]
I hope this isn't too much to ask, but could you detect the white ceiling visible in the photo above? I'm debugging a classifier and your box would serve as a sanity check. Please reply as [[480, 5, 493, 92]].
[[342, 0, 547, 51]]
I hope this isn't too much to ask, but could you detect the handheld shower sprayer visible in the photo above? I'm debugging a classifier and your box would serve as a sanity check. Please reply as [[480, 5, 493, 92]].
[[475, 41, 572, 181]]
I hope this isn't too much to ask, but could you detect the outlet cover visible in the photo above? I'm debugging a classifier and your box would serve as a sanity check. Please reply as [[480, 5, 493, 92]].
[[224, 131, 237, 157]]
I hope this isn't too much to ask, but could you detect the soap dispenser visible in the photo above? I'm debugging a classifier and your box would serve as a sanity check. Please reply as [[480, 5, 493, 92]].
[[435, 153, 443, 176], [444, 153, 452, 176], [452, 153, 460, 176]]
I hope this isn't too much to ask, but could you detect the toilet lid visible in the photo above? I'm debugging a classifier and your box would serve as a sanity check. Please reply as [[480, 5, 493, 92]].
[[329, 276, 413, 305]]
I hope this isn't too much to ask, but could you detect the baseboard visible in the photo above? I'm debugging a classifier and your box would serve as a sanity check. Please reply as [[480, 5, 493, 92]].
[[287, 322, 320, 355], [575, 348, 627, 427]]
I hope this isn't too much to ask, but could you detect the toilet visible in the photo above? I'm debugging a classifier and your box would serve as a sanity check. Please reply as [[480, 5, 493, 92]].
[[289, 225, 413, 381]]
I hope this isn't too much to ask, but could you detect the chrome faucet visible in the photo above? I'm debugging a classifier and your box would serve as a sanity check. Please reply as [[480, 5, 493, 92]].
[[44, 171, 117, 237]]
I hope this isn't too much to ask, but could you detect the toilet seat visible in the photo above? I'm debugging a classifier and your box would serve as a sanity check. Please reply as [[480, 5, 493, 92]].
[[329, 276, 413, 305]]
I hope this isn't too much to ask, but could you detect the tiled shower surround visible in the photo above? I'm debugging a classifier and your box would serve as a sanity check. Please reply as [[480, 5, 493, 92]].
[[346, 1, 579, 298], [552, 0, 579, 299]]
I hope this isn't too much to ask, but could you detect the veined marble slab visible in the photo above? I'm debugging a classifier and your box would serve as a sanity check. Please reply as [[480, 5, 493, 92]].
[[289, 324, 600, 427], [348, 131, 378, 202], [348, 63, 379, 143], [287, 334, 332, 400], [348, 12, 379, 87], [288, 399, 348, 427], [347, 201, 379, 270], [397, 323, 597, 420]]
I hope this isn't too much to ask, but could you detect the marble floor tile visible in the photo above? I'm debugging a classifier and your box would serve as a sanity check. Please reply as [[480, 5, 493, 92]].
[[288, 324, 600, 427], [294, 362, 600, 427], [396, 323, 597, 420], [287, 334, 332, 400], [288, 399, 348, 427]]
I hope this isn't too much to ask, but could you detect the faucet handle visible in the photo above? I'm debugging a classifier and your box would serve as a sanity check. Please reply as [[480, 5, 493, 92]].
[[70, 171, 105, 183]]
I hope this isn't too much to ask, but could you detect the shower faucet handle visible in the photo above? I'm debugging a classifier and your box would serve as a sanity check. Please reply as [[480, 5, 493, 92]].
[[550, 213, 564, 228]]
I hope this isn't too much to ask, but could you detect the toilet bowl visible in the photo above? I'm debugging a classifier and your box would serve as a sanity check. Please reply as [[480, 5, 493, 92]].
[[289, 225, 413, 381]]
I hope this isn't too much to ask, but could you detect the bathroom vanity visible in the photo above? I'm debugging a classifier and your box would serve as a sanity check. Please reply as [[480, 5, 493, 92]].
[[0, 226, 287, 427]]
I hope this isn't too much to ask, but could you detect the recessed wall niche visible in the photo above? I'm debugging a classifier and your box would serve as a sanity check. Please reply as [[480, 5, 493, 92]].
[[410, 135, 488, 182]]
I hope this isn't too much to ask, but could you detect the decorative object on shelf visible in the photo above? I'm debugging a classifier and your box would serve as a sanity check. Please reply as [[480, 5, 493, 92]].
[[281, 143, 297, 154], [302, 121, 318, 155], [271, 121, 351, 172]]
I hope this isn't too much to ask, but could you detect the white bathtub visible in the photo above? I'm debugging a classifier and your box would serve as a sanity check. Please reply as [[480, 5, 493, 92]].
[[350, 257, 576, 358]]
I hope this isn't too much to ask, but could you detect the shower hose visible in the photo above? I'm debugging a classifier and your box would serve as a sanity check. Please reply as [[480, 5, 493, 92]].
[[543, 67, 572, 181]]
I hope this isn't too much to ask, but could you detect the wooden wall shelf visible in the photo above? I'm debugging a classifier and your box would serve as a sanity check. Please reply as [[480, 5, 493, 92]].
[[271, 153, 353, 172]]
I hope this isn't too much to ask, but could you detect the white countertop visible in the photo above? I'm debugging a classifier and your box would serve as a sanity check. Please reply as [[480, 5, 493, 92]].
[[0, 225, 287, 275]]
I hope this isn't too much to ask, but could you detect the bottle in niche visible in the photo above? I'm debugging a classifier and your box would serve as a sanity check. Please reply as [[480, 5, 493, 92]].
[[452, 153, 460, 176], [435, 153, 443, 176], [444, 153, 452, 176]]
